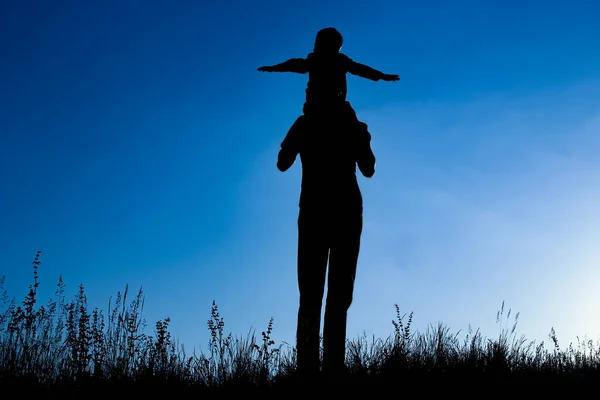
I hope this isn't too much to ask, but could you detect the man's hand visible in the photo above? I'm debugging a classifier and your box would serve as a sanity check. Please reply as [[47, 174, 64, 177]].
[[381, 73, 400, 82], [257, 66, 275, 72]]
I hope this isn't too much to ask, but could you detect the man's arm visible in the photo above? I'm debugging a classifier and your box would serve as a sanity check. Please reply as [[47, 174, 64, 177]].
[[258, 58, 308, 74], [277, 146, 298, 172], [277, 118, 303, 171], [346, 58, 399, 82], [355, 124, 376, 178]]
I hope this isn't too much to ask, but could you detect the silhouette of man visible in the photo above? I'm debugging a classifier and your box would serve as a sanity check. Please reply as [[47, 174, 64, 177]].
[[277, 108, 376, 383], [259, 27, 398, 383]]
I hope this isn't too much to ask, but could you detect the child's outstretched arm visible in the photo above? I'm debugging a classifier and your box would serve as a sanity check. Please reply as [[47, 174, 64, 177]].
[[258, 58, 308, 74], [346, 58, 399, 82]]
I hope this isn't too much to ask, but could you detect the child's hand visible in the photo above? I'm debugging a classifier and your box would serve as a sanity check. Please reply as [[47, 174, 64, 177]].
[[382, 74, 400, 82], [257, 66, 274, 72]]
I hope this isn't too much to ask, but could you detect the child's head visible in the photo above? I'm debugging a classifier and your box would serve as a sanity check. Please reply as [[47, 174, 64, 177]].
[[314, 27, 343, 54]]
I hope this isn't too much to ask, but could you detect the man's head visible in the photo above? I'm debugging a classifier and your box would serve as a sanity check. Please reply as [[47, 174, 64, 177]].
[[314, 27, 343, 54]]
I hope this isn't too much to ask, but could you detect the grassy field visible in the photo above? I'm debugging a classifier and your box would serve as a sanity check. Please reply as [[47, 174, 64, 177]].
[[2, 251, 599, 394]]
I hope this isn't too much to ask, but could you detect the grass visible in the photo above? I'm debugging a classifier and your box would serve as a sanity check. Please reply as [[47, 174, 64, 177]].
[[1, 251, 599, 394]]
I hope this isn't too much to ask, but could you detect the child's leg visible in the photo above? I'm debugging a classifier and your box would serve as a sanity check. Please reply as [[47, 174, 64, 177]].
[[343, 101, 360, 123], [343, 101, 371, 137]]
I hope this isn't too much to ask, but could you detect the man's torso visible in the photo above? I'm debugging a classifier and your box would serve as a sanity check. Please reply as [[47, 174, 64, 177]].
[[297, 119, 363, 214]]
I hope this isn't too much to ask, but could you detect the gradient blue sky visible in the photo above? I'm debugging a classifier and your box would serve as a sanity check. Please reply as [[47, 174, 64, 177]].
[[1, 0, 599, 353]]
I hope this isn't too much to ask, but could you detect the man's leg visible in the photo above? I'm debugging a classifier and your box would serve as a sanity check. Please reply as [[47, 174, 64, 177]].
[[296, 208, 330, 380], [322, 210, 363, 379]]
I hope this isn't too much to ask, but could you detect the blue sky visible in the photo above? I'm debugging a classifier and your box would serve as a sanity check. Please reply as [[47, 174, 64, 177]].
[[1, 0, 599, 353]]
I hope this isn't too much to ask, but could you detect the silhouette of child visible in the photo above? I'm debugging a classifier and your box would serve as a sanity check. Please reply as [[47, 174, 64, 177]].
[[257, 27, 399, 140]]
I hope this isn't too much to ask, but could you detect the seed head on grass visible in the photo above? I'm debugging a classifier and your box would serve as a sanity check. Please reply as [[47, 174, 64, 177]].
[[2, 252, 600, 391]]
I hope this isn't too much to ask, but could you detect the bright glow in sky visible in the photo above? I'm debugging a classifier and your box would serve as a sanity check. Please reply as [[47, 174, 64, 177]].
[[1, 0, 599, 353]]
